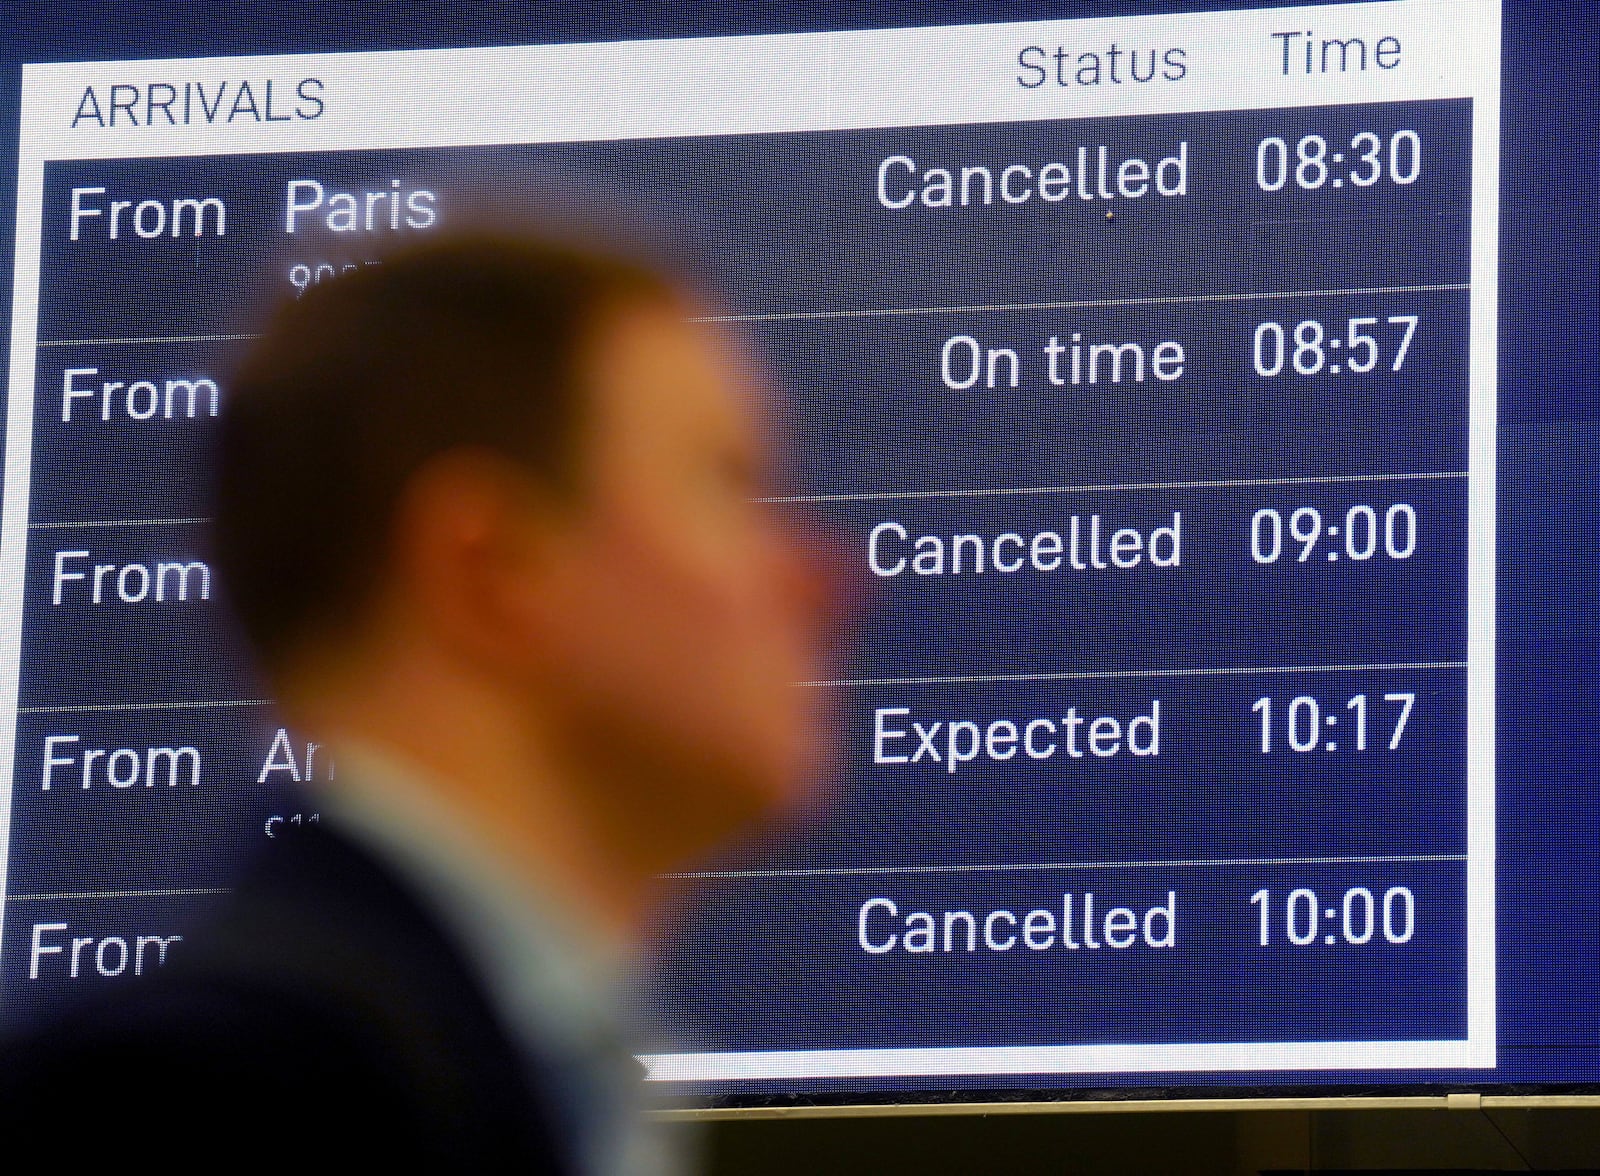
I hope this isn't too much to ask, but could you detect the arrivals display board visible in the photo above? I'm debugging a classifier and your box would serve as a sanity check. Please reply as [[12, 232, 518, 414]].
[[2, 0, 1597, 1103]]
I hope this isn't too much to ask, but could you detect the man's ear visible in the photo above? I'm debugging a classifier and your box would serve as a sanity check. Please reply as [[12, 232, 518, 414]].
[[389, 449, 570, 672]]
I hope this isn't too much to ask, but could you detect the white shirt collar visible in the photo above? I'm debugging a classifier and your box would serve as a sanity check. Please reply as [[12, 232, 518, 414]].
[[309, 741, 677, 1176]]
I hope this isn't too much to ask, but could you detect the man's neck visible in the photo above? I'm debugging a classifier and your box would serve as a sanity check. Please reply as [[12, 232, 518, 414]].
[[287, 653, 651, 948]]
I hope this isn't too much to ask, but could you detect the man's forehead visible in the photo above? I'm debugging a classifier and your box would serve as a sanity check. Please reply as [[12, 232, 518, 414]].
[[580, 298, 768, 444]]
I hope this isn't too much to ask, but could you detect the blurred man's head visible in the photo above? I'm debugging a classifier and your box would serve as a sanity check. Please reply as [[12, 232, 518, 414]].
[[215, 231, 827, 900]]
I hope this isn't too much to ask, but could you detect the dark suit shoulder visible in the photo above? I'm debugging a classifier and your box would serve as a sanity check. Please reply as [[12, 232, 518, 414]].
[[0, 828, 568, 1172]]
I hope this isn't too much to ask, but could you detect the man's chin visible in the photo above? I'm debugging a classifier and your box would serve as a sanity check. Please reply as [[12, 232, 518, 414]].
[[666, 757, 812, 853]]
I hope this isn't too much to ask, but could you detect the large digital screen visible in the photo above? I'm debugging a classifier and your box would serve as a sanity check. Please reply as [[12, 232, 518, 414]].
[[0, 0, 1596, 1105]]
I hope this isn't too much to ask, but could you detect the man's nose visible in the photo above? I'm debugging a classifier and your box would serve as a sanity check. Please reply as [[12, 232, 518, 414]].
[[776, 511, 865, 655]]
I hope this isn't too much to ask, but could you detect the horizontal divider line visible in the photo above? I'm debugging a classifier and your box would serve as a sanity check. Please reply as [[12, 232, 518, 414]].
[[18, 698, 273, 715], [16, 661, 1465, 711], [801, 659, 1466, 688], [31, 516, 211, 530], [8, 886, 234, 902], [665, 853, 1469, 881], [35, 332, 263, 348], [21, 471, 1471, 528], [12, 856, 1468, 894], [34, 283, 1472, 347], [697, 282, 1472, 325], [760, 470, 1469, 505]]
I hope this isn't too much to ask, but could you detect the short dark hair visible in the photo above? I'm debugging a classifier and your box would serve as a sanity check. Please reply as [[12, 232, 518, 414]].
[[213, 230, 674, 674]]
